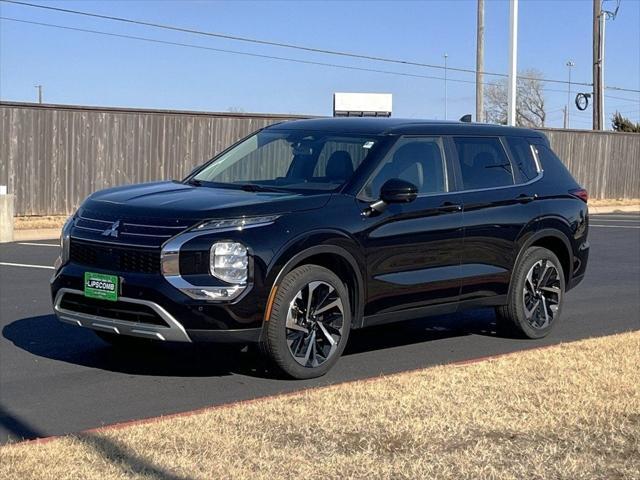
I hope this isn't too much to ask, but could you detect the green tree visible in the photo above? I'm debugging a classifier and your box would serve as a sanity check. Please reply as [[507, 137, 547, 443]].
[[611, 112, 640, 133]]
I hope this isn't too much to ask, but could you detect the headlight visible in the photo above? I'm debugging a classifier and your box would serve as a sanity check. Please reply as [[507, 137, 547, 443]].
[[56, 215, 74, 269], [195, 215, 280, 232], [210, 242, 248, 284]]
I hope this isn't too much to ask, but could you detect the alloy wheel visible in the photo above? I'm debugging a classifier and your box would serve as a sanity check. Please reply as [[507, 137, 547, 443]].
[[285, 281, 345, 368], [522, 259, 562, 329]]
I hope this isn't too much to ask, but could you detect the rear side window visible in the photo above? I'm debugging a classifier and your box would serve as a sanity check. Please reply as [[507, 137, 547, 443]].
[[506, 136, 539, 182], [453, 137, 514, 190]]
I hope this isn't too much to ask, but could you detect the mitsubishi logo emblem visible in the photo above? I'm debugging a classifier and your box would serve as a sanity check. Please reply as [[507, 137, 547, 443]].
[[102, 220, 121, 238]]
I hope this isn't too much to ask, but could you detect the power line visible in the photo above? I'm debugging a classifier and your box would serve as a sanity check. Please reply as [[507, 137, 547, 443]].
[[0, 16, 487, 86], [3, 15, 590, 98], [4, 15, 622, 100], [1, 0, 599, 88], [604, 94, 640, 103]]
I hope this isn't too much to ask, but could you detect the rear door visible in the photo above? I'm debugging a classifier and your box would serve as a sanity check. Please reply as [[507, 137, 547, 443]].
[[449, 135, 542, 303], [357, 136, 464, 322]]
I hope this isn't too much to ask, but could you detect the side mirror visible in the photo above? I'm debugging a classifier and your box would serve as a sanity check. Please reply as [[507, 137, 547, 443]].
[[380, 178, 418, 204]]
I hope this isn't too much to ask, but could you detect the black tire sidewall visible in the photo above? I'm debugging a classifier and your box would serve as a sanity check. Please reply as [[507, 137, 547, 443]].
[[511, 247, 566, 339], [266, 265, 351, 379]]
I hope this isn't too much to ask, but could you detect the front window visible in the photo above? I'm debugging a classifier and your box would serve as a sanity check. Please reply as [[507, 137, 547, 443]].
[[191, 130, 379, 192], [363, 136, 448, 199]]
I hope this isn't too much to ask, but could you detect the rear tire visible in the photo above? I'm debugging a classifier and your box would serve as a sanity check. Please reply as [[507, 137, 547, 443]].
[[264, 265, 351, 379], [496, 247, 565, 339]]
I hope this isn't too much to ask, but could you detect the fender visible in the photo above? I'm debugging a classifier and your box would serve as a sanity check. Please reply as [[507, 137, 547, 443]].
[[264, 230, 366, 328], [508, 227, 573, 299]]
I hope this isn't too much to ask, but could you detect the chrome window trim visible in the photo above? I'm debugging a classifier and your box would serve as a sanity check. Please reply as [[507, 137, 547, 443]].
[[438, 169, 544, 196], [53, 288, 192, 343], [436, 135, 544, 196], [357, 134, 544, 202]]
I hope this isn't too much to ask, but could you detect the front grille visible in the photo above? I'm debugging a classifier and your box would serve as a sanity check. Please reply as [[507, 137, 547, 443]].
[[73, 209, 193, 248], [59, 293, 168, 326], [70, 239, 161, 274]]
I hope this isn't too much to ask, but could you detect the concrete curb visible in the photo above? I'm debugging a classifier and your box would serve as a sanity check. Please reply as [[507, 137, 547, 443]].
[[13, 229, 61, 241], [589, 205, 640, 214]]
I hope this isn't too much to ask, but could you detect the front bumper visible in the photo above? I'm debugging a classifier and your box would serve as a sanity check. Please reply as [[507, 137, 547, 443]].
[[54, 287, 193, 342], [51, 262, 268, 343]]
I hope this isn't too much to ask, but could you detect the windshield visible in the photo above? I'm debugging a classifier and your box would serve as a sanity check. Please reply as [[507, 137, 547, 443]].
[[190, 130, 379, 192]]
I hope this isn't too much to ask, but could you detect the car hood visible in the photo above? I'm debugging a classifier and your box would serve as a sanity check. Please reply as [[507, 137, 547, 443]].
[[82, 181, 332, 221]]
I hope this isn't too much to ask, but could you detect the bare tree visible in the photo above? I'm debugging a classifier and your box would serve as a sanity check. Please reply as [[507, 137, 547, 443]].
[[485, 69, 546, 127]]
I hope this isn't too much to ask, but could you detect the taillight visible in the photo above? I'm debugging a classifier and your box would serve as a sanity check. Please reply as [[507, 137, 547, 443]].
[[570, 188, 588, 203]]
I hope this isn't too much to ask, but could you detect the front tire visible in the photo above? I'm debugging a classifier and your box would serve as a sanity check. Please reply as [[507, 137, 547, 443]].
[[496, 247, 565, 339], [264, 265, 351, 379]]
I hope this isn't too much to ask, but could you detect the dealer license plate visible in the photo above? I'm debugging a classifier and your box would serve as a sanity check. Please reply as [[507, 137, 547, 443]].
[[84, 272, 119, 302]]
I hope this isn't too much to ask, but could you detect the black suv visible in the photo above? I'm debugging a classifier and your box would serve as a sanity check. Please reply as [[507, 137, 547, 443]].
[[51, 118, 589, 379]]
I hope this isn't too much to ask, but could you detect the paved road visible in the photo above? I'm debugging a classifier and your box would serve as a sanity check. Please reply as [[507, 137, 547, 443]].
[[1, 214, 639, 443]]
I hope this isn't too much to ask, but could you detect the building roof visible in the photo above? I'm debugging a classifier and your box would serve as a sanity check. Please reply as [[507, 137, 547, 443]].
[[267, 117, 545, 138]]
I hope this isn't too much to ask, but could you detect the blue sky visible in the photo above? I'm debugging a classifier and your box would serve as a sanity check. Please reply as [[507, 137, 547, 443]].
[[1, 0, 639, 129]]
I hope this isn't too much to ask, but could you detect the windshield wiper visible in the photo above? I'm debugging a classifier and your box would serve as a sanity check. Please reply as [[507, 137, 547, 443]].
[[186, 178, 202, 187], [239, 184, 289, 193]]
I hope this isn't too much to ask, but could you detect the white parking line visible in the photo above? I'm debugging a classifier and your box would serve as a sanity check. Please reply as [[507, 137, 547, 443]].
[[589, 219, 640, 223], [0, 261, 55, 270], [17, 242, 59, 247], [590, 225, 640, 229]]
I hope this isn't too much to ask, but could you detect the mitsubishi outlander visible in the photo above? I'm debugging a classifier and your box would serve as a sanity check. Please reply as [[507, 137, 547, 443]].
[[51, 118, 589, 379]]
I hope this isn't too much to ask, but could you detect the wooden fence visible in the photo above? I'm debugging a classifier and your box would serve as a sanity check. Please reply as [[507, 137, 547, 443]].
[[1, 102, 638, 216]]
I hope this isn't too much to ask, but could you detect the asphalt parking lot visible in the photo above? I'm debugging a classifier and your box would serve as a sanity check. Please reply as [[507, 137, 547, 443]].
[[1, 213, 639, 444]]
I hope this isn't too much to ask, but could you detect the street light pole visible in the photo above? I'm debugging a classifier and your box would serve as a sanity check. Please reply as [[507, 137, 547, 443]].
[[444, 53, 448, 120], [565, 60, 575, 129], [507, 0, 519, 126]]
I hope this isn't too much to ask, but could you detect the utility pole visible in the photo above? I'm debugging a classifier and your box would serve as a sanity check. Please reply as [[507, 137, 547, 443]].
[[592, 0, 602, 130], [34, 84, 43, 104], [507, 0, 518, 126], [565, 60, 575, 129], [476, 0, 485, 123], [443, 53, 448, 120]]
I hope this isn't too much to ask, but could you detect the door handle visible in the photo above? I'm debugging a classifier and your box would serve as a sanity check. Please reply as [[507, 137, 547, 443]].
[[517, 194, 538, 203], [438, 202, 462, 212]]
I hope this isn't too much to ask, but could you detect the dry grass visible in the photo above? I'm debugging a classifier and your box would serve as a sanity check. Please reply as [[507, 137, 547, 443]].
[[2, 332, 639, 480], [13, 215, 67, 230]]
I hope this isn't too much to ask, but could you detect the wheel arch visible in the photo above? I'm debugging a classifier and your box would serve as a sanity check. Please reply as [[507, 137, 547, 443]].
[[509, 228, 573, 298], [265, 237, 365, 329]]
